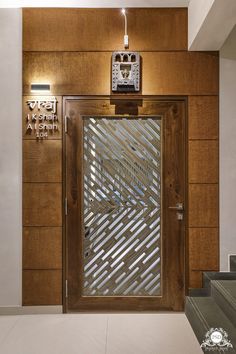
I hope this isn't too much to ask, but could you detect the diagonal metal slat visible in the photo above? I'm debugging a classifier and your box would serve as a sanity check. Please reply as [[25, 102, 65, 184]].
[[85, 130, 143, 204], [83, 116, 162, 296]]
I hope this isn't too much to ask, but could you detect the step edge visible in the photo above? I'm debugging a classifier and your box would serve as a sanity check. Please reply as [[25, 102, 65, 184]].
[[186, 296, 211, 332], [212, 280, 236, 312], [204, 272, 236, 280], [186, 296, 236, 349]]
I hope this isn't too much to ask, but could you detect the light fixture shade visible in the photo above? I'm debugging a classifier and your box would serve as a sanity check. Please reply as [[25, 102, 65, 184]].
[[31, 83, 51, 92]]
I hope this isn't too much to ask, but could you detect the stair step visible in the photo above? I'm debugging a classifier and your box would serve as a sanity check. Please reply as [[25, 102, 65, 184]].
[[203, 272, 236, 291], [189, 272, 236, 297], [185, 296, 236, 353], [188, 288, 209, 297], [230, 255, 236, 272], [211, 280, 236, 327]]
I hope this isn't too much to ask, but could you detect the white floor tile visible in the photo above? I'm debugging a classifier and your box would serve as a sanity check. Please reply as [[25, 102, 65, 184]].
[[106, 313, 203, 354], [0, 314, 108, 354], [0, 313, 202, 354]]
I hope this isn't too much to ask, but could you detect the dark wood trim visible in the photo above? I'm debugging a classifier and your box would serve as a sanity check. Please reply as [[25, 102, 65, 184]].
[[62, 97, 67, 313], [185, 96, 190, 295], [63, 96, 187, 312]]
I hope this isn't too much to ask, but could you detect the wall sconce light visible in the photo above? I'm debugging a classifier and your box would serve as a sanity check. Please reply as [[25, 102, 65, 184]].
[[121, 8, 129, 49], [30, 83, 51, 93]]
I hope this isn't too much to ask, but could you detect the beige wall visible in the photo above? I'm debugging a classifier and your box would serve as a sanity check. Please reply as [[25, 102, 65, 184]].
[[220, 25, 236, 271], [188, 0, 236, 50], [188, 0, 214, 48], [0, 9, 22, 306]]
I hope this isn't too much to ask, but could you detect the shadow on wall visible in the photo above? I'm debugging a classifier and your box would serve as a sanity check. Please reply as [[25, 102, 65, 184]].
[[220, 24, 236, 60]]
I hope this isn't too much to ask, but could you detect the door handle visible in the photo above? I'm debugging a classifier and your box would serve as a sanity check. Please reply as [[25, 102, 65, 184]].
[[168, 203, 184, 211], [168, 203, 184, 220]]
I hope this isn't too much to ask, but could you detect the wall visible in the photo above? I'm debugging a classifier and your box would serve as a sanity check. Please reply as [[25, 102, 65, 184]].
[[188, 0, 236, 51], [220, 25, 236, 271], [188, 0, 214, 48], [22, 97, 63, 306], [21, 8, 219, 307], [0, 9, 22, 306]]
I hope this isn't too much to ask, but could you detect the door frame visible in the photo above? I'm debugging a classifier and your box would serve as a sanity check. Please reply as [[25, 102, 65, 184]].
[[62, 95, 188, 313]]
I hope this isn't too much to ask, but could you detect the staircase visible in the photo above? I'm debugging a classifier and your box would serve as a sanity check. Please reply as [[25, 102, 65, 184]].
[[185, 272, 236, 353]]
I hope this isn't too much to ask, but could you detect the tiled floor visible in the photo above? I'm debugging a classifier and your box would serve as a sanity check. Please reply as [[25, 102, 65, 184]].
[[0, 313, 203, 354]]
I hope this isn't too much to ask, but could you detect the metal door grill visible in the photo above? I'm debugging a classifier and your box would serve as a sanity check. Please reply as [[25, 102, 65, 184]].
[[83, 116, 162, 296]]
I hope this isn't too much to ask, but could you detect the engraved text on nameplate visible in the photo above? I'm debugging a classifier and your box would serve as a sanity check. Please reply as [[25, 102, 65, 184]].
[[24, 96, 60, 139]]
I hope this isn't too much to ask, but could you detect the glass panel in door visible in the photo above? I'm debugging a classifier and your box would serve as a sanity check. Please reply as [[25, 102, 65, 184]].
[[83, 117, 162, 296]]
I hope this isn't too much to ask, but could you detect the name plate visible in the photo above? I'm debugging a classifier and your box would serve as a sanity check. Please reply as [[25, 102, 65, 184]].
[[23, 96, 61, 140]]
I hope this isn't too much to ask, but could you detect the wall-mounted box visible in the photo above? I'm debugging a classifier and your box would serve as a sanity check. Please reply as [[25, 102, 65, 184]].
[[112, 52, 140, 92]]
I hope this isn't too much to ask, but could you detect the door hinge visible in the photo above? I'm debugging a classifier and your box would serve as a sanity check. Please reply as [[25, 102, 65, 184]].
[[65, 197, 68, 216], [64, 115, 68, 133], [65, 280, 68, 298]]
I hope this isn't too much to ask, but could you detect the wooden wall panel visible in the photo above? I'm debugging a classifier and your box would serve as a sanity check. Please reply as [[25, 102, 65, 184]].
[[142, 52, 218, 96], [189, 228, 219, 270], [23, 51, 219, 96], [188, 96, 219, 288], [23, 270, 62, 305], [189, 184, 219, 227], [188, 140, 219, 183], [23, 183, 62, 226], [23, 95, 63, 304], [188, 96, 219, 140], [189, 271, 203, 288], [23, 8, 187, 52], [22, 8, 219, 302], [23, 227, 62, 269], [23, 140, 62, 183]]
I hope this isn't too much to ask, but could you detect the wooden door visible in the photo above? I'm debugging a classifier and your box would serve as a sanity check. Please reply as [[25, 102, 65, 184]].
[[64, 97, 186, 312]]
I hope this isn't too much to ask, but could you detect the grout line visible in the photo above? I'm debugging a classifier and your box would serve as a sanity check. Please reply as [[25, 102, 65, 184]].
[[188, 182, 219, 185], [188, 226, 219, 229], [105, 316, 109, 354], [23, 268, 62, 271], [0, 316, 21, 347], [23, 182, 62, 184], [23, 50, 190, 54], [23, 226, 63, 228], [188, 138, 219, 141], [23, 226, 62, 228]]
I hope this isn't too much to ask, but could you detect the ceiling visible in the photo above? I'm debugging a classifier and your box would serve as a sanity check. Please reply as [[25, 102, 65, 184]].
[[0, 0, 190, 8]]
